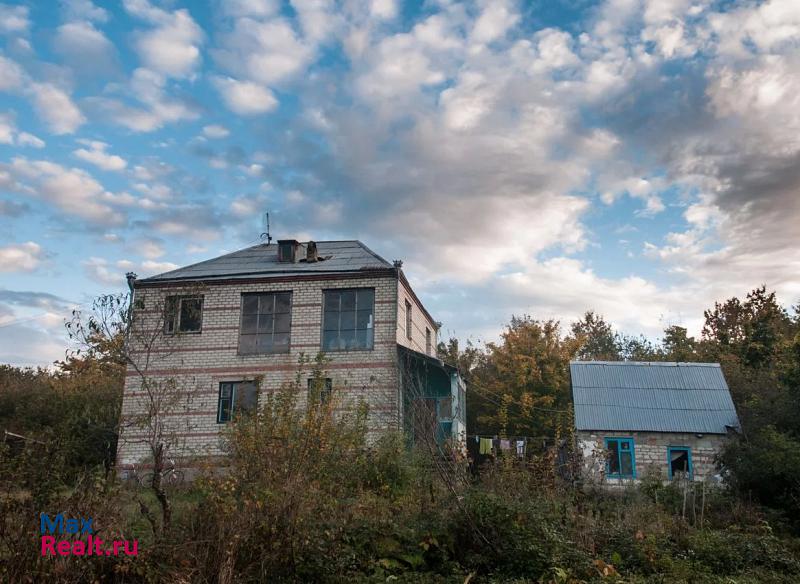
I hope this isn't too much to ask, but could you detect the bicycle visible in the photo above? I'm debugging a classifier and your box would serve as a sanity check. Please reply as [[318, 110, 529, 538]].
[[136, 458, 185, 488]]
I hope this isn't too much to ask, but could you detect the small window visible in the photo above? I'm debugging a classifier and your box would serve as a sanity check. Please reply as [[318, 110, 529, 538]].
[[239, 292, 292, 354], [322, 288, 374, 351], [425, 327, 432, 355], [605, 437, 635, 479], [164, 296, 203, 334], [405, 300, 413, 340], [307, 377, 333, 405], [668, 447, 692, 480], [438, 396, 452, 419], [217, 381, 258, 423]]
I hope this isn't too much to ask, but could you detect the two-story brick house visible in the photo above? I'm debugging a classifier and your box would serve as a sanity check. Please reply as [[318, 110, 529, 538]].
[[117, 239, 465, 471]]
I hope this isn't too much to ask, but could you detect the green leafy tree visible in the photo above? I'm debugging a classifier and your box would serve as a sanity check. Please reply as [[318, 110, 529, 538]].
[[569, 311, 621, 361]]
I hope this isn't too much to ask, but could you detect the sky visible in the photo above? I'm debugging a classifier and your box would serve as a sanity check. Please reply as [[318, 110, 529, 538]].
[[1, 0, 799, 367]]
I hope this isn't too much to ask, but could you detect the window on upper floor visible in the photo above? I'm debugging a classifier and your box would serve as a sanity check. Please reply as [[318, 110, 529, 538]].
[[322, 288, 374, 351], [405, 300, 413, 340], [217, 381, 259, 423], [239, 292, 292, 354], [164, 295, 203, 334], [426, 327, 432, 355]]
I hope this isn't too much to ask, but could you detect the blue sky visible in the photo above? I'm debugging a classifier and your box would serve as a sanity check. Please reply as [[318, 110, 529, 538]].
[[1, 0, 799, 366]]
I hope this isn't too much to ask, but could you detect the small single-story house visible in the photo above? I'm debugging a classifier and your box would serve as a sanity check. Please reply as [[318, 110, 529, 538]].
[[571, 361, 740, 483]]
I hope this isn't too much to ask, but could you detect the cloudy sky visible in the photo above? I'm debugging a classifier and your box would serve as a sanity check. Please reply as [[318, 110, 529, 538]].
[[1, 0, 799, 366]]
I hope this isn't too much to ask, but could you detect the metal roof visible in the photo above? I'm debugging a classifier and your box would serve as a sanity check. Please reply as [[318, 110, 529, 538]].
[[570, 361, 740, 434], [139, 240, 392, 283]]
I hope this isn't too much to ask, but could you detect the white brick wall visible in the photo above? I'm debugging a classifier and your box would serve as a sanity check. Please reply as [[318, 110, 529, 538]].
[[396, 278, 438, 357], [117, 272, 437, 468]]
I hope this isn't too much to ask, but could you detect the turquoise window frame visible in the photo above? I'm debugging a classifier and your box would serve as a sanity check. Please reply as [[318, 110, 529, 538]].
[[667, 446, 693, 480], [604, 437, 636, 479]]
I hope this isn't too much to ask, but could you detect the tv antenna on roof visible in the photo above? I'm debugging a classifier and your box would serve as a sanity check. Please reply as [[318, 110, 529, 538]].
[[260, 212, 273, 245]]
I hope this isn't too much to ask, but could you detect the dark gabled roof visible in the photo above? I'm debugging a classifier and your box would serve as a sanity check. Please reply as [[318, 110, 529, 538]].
[[139, 240, 393, 284], [570, 361, 740, 434]]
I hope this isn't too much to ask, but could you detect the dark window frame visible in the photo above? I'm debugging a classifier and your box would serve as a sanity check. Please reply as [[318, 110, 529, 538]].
[[164, 295, 204, 335], [217, 381, 259, 423], [238, 291, 293, 355], [320, 287, 375, 352], [405, 300, 413, 340], [425, 327, 432, 355], [307, 377, 333, 406]]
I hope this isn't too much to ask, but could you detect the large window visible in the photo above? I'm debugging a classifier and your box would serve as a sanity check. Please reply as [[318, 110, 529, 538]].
[[239, 292, 292, 354], [668, 446, 692, 480], [605, 437, 636, 479], [322, 288, 374, 351], [217, 381, 259, 423], [426, 327, 432, 355], [164, 296, 203, 334]]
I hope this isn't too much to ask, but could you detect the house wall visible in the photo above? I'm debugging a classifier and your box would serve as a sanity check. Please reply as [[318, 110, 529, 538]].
[[396, 277, 438, 357], [577, 430, 729, 484], [117, 273, 403, 469]]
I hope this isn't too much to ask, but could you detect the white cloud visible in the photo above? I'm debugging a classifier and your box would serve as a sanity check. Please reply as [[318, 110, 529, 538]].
[[17, 132, 45, 148], [0, 241, 44, 272], [202, 124, 230, 138], [62, 0, 109, 22], [471, 0, 520, 45], [124, 0, 204, 78], [0, 115, 45, 148], [212, 76, 277, 115], [0, 4, 30, 34], [54, 21, 118, 74], [28, 83, 85, 134], [2, 157, 125, 224], [73, 140, 128, 171], [86, 67, 199, 131], [0, 55, 25, 91]]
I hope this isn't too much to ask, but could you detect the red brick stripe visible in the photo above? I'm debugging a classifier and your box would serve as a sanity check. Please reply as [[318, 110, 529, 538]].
[[126, 361, 395, 377]]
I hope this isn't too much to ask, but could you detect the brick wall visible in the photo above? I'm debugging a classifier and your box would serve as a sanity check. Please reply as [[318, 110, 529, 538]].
[[117, 273, 404, 468], [396, 278, 438, 357], [577, 430, 729, 484]]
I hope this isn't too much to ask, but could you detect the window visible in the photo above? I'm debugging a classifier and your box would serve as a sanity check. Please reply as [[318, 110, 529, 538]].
[[405, 300, 413, 340], [307, 377, 332, 405], [217, 381, 258, 423], [164, 296, 203, 334], [322, 288, 374, 351], [605, 437, 636, 479], [239, 292, 292, 354], [438, 396, 452, 419], [668, 446, 693, 480], [425, 327, 432, 355]]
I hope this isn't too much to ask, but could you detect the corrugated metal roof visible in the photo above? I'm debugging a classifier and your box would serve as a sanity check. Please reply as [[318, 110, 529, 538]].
[[570, 361, 740, 434], [140, 240, 392, 283]]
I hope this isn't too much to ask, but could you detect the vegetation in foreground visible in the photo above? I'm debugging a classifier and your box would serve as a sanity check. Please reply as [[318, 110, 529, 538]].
[[1, 285, 799, 582]]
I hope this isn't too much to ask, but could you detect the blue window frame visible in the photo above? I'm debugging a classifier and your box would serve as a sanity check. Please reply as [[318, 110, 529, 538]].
[[605, 437, 636, 479], [667, 446, 693, 480]]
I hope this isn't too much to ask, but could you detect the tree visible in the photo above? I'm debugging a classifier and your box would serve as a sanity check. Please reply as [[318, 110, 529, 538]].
[[569, 311, 621, 361], [469, 316, 573, 438], [662, 325, 697, 362]]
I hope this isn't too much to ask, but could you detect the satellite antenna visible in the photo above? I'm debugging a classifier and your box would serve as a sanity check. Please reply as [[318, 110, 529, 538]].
[[261, 212, 273, 245]]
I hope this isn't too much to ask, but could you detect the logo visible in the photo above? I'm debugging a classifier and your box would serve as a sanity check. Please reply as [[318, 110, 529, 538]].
[[40, 513, 138, 557]]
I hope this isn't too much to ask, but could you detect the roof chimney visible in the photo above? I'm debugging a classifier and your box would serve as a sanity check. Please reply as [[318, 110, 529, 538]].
[[306, 241, 319, 262], [277, 239, 300, 263]]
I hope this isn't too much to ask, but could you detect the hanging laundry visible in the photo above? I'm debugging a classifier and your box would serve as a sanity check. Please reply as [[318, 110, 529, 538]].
[[500, 439, 511, 451], [516, 440, 525, 457], [479, 437, 493, 455]]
